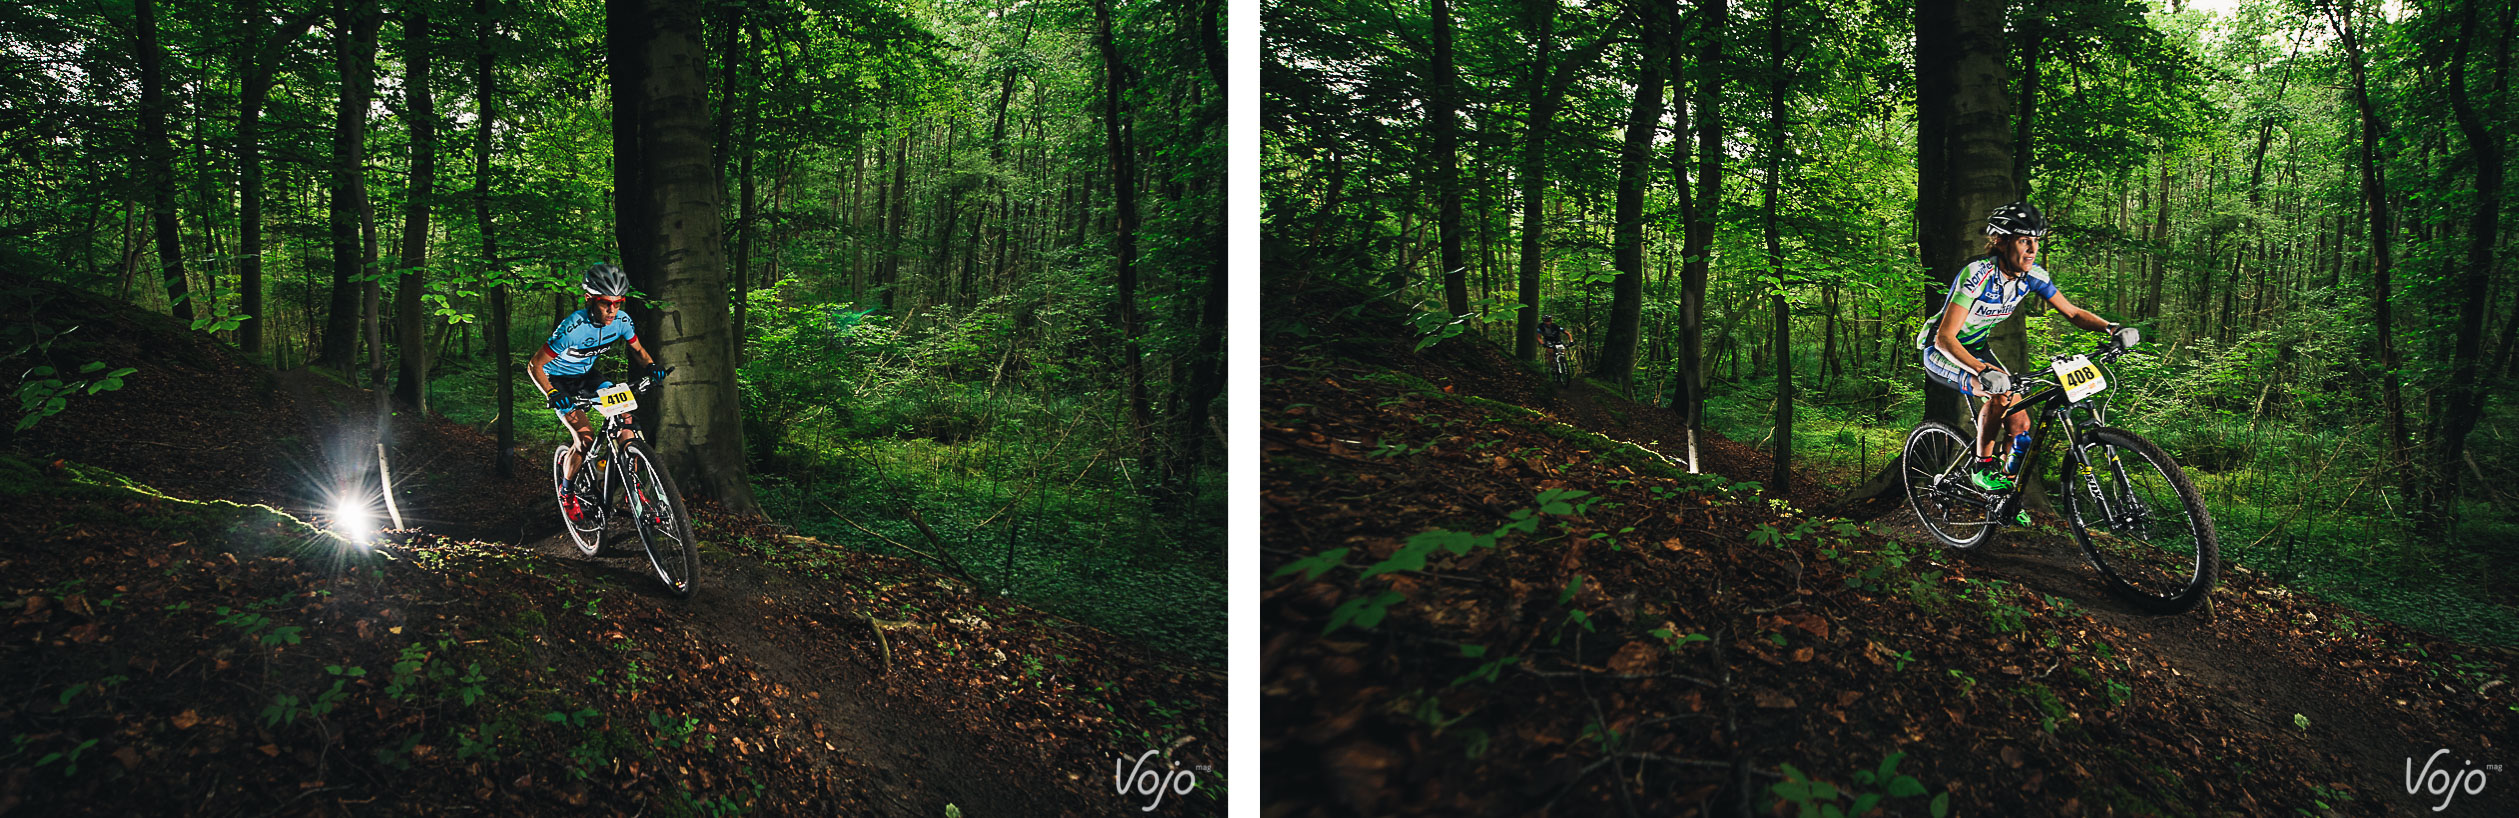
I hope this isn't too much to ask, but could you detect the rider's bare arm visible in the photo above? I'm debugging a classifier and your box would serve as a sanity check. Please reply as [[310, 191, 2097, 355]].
[[1934, 298, 1995, 373], [2042, 291, 2114, 332], [625, 336, 659, 370], [526, 344, 560, 396]]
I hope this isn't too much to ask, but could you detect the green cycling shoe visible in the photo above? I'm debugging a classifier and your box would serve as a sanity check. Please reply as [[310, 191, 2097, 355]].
[[1968, 469, 2015, 492]]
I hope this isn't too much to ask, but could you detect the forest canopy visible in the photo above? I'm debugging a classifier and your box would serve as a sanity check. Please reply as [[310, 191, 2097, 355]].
[[1264, 0, 2518, 642], [3, 0, 1226, 660]]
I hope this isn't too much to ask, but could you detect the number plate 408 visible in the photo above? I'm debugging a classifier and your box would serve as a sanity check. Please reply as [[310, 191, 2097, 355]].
[[2052, 355, 2107, 403]]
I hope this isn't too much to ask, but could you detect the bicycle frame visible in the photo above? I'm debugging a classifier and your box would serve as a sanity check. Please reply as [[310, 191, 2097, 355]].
[[1985, 346, 2143, 524], [567, 379, 661, 525]]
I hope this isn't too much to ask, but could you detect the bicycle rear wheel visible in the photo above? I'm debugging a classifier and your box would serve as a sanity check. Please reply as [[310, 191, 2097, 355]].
[[618, 441, 698, 598], [1901, 420, 1995, 550], [551, 444, 603, 556], [2058, 427, 2218, 614]]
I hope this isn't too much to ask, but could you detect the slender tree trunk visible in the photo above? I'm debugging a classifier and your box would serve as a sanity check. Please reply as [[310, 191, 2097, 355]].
[[476, 0, 511, 477], [136, 0, 191, 323], [393, 9, 436, 411], [1512, 6, 1627, 362], [1430, 0, 1470, 317], [1599, 2, 1668, 389], [2428, 0, 2511, 536], [610, 0, 760, 513], [1515, 0, 1558, 363], [885, 134, 911, 311], [2012, 23, 2041, 197], [2327, 0, 2411, 502], [235, 9, 319, 358], [1091, 0, 1157, 478], [1675, 0, 1722, 430], [321, 0, 379, 371], [1766, 0, 1792, 493], [733, 22, 759, 361]]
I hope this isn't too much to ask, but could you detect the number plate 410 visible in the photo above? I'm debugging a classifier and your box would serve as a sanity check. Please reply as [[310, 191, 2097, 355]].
[[595, 383, 638, 416], [2052, 355, 2107, 403]]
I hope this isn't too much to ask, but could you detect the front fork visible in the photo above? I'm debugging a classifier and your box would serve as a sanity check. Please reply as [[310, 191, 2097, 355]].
[[2048, 409, 2144, 530]]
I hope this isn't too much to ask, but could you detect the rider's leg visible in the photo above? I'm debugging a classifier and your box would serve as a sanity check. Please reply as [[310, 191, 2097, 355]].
[[1976, 393, 2012, 459], [558, 409, 594, 482]]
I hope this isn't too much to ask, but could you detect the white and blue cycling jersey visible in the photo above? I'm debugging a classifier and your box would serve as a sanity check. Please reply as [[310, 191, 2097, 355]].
[[1913, 256, 2057, 351], [541, 310, 638, 378]]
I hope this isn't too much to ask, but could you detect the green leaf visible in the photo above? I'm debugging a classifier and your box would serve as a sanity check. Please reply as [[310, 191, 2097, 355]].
[[1851, 794, 1882, 815], [1269, 548, 1350, 582], [76, 361, 106, 373], [1324, 591, 1405, 634], [1458, 644, 1487, 658], [1876, 751, 1905, 782], [1931, 791, 1951, 818], [1559, 574, 1584, 604], [1887, 775, 1928, 797]]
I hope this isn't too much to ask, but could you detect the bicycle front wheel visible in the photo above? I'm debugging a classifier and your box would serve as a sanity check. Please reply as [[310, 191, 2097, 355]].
[[618, 441, 698, 598], [551, 444, 603, 556], [1902, 420, 1994, 550], [2058, 427, 2219, 614]]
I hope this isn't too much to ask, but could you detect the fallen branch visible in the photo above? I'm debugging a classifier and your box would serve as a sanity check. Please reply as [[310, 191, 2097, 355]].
[[813, 498, 976, 582], [1518, 663, 1716, 688]]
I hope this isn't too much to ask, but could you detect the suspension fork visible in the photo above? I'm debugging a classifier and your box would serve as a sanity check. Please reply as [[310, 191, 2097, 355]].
[[2053, 403, 2126, 525]]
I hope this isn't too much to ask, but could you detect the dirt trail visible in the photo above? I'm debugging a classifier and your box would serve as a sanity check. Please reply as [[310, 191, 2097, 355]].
[[1543, 372, 2517, 815], [520, 531, 1081, 817], [285, 369, 1104, 816], [1912, 524, 2514, 816]]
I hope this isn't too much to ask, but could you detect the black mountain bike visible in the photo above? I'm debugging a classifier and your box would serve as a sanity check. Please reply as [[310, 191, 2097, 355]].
[[1899, 329, 2218, 614], [552, 367, 697, 598], [1548, 342, 1572, 386]]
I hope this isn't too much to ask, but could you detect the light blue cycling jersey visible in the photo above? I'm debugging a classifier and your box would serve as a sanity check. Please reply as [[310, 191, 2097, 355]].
[[541, 309, 638, 377], [1913, 256, 2058, 350]]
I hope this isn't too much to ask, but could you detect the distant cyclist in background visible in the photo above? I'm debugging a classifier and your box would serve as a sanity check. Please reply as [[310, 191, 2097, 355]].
[[1915, 201, 2125, 496], [529, 263, 669, 520], [1536, 314, 1575, 356]]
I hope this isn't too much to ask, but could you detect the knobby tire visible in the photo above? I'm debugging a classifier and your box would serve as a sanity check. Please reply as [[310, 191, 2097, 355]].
[[1901, 420, 1993, 550], [620, 441, 698, 598], [552, 444, 603, 557], [2058, 427, 2219, 614]]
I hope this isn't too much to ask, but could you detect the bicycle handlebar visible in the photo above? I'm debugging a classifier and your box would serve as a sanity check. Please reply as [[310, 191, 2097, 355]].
[[565, 365, 676, 411], [1982, 330, 2139, 398]]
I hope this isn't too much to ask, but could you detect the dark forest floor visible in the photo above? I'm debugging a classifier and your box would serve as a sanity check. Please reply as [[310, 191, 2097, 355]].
[[1261, 288, 2515, 817], [0, 271, 1223, 816]]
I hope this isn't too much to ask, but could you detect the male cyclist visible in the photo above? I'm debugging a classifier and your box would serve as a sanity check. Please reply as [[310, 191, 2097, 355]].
[[1915, 201, 2125, 506], [528, 263, 668, 520], [1536, 314, 1575, 358]]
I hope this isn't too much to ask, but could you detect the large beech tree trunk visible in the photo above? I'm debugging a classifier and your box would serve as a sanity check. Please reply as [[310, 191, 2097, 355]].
[[611, 0, 760, 513], [1916, 0, 2013, 430]]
